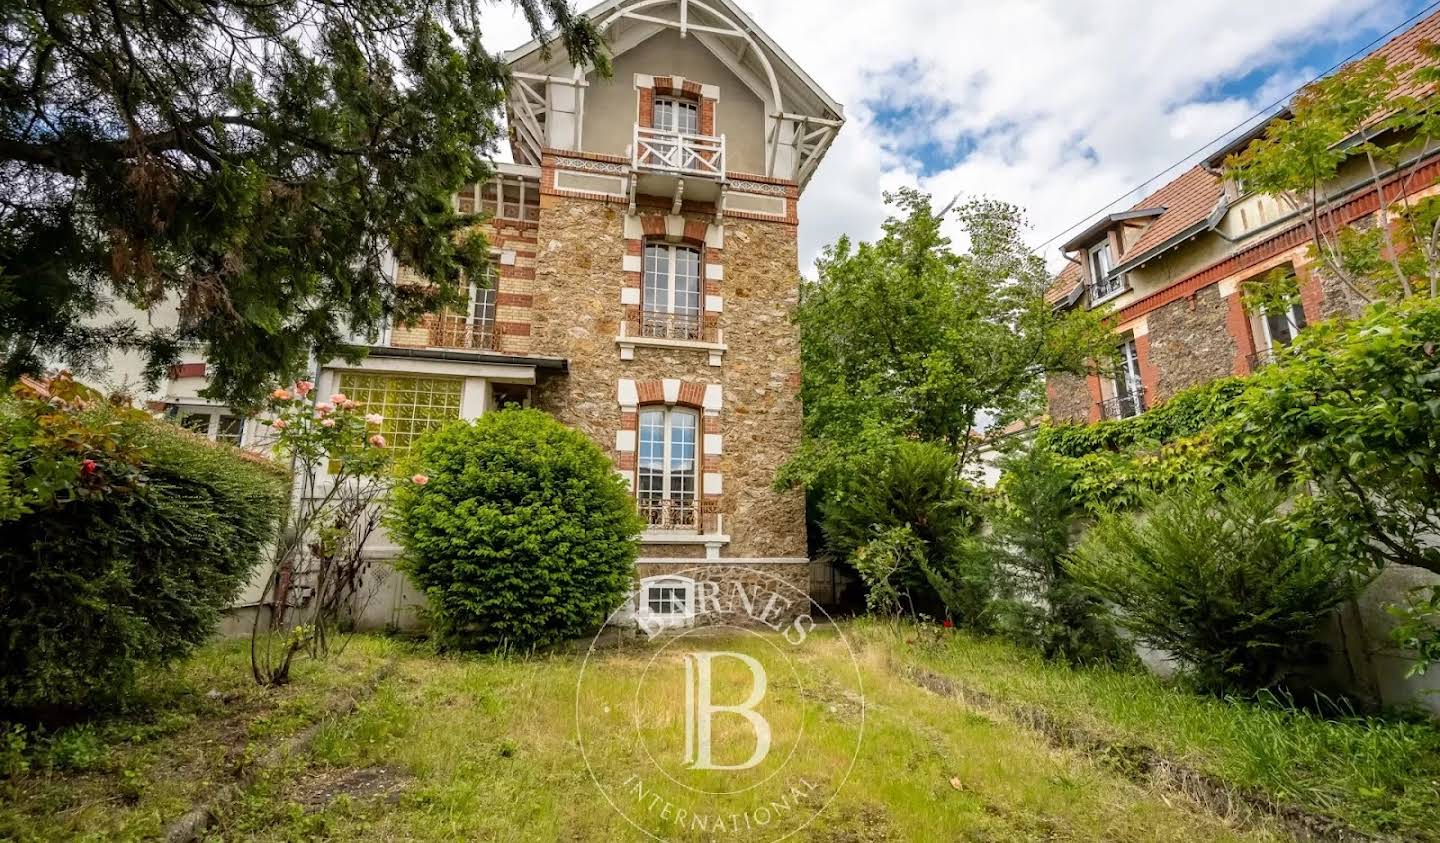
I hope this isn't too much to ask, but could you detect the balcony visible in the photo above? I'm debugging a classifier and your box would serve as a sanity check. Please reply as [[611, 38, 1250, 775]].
[[1099, 389, 1146, 420], [632, 126, 725, 178], [633, 309, 716, 343], [639, 496, 721, 534], [1247, 347, 1278, 371], [408, 314, 502, 353]]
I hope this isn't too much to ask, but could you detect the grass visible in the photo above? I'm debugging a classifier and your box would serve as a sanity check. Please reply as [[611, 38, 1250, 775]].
[[0, 636, 402, 843], [216, 629, 1267, 842], [3, 624, 1436, 841], [888, 621, 1440, 838]]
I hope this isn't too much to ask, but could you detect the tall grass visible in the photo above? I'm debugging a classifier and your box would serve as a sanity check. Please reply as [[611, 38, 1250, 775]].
[[886, 623, 1440, 837]]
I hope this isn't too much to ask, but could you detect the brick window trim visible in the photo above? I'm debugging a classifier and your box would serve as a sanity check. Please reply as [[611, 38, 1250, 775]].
[[615, 378, 724, 532], [635, 74, 718, 138]]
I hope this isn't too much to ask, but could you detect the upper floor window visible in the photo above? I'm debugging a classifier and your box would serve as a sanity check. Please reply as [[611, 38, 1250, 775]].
[[637, 405, 699, 531], [1088, 240, 1124, 304], [642, 243, 702, 341], [455, 176, 539, 221], [1263, 302, 1306, 349], [654, 96, 699, 135]]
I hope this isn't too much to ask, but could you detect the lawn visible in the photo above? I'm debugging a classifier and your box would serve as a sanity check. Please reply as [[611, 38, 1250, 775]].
[[2, 622, 1437, 842]]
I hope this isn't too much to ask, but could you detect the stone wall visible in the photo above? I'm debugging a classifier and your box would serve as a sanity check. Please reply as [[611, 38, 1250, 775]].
[[528, 194, 807, 560], [634, 561, 811, 625], [1046, 372, 1093, 423], [1146, 283, 1237, 403]]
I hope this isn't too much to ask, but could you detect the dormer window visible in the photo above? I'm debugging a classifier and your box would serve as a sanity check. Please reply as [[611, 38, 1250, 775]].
[[654, 96, 699, 136], [1088, 240, 1125, 304]]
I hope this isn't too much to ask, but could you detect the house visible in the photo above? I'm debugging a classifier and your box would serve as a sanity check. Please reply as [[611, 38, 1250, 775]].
[[1045, 11, 1440, 424], [1041, 10, 1440, 713], [139, 0, 844, 629]]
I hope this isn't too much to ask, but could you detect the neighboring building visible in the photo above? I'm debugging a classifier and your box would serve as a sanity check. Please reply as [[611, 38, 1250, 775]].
[[1045, 12, 1440, 424], [1041, 11, 1440, 714], [136, 0, 844, 627]]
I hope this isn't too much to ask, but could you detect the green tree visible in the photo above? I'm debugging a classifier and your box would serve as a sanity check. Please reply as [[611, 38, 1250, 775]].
[[779, 189, 1113, 496], [1224, 42, 1440, 302], [1, 0, 607, 404], [988, 446, 1131, 666], [1068, 477, 1362, 695], [388, 409, 643, 650]]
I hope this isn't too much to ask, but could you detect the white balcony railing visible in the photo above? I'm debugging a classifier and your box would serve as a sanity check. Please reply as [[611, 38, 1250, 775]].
[[632, 125, 725, 179]]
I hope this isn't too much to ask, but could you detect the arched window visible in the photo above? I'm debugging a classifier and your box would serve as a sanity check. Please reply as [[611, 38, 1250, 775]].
[[637, 405, 699, 530], [642, 242, 701, 340]]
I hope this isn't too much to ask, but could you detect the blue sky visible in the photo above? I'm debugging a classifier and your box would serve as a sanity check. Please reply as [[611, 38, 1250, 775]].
[[483, 0, 1438, 271]]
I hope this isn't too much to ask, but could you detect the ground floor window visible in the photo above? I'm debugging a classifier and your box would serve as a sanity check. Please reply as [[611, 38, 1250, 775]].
[[172, 406, 245, 446], [637, 405, 699, 530], [336, 373, 464, 453]]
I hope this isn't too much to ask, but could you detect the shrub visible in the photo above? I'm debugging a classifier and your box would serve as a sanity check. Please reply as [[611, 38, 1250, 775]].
[[819, 440, 992, 626], [0, 383, 289, 716], [1067, 477, 1364, 694], [988, 447, 1132, 667], [388, 409, 643, 650]]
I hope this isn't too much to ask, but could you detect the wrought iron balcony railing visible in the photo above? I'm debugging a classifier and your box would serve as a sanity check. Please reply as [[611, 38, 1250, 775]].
[[423, 313, 502, 352], [638, 496, 721, 534], [1247, 347, 1278, 371], [632, 125, 725, 179], [1099, 389, 1146, 420], [629, 309, 717, 343]]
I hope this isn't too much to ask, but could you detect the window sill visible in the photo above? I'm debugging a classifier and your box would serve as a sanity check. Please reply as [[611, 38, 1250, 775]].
[[616, 335, 726, 366], [640, 531, 731, 545]]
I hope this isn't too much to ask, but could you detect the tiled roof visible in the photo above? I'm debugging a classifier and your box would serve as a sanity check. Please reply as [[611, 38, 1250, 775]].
[[1048, 9, 1440, 303]]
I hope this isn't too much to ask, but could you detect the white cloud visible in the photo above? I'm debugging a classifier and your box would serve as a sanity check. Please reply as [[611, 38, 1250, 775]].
[[746, 0, 1417, 270], [478, 0, 1418, 271]]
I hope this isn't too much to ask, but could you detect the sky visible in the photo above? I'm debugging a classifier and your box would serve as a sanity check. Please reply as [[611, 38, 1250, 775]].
[[478, 0, 1437, 273]]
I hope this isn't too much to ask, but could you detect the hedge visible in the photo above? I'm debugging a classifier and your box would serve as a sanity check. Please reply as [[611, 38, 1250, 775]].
[[0, 398, 289, 715]]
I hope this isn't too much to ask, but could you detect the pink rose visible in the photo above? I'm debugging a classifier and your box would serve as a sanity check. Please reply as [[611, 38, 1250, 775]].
[[342, 399, 359, 410], [365, 413, 383, 425], [369, 434, 387, 448], [329, 392, 347, 404], [271, 418, 288, 430], [321, 418, 336, 428], [294, 380, 314, 397], [411, 474, 429, 485], [271, 388, 291, 401], [315, 402, 334, 413]]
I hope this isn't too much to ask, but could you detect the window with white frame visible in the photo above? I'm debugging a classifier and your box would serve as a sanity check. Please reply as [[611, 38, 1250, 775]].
[[654, 97, 699, 135], [637, 406, 699, 531], [173, 406, 245, 446], [1262, 302, 1307, 349], [642, 243, 702, 340], [1088, 240, 1124, 303], [646, 583, 689, 615], [1108, 338, 1144, 419], [469, 263, 498, 345]]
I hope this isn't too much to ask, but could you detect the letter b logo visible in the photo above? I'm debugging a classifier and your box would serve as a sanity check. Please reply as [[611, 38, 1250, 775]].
[[682, 652, 771, 770]]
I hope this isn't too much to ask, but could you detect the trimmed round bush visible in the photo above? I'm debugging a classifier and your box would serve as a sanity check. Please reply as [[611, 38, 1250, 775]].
[[1, 399, 289, 716], [389, 408, 643, 649]]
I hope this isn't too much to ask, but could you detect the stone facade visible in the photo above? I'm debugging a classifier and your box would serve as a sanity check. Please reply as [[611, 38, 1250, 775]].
[[1046, 372, 1094, 424], [632, 562, 811, 624], [528, 193, 808, 561], [1145, 283, 1237, 403]]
